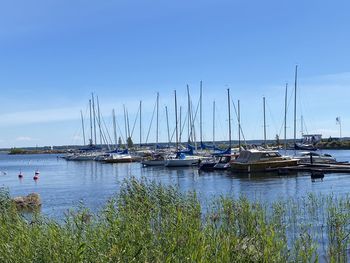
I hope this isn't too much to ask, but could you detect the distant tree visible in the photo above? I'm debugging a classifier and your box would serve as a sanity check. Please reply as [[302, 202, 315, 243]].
[[127, 137, 134, 148], [275, 134, 280, 145]]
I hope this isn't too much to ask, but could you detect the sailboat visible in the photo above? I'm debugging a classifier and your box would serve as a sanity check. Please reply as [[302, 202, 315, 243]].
[[292, 66, 317, 151], [199, 88, 237, 171], [141, 93, 168, 167], [164, 90, 200, 167]]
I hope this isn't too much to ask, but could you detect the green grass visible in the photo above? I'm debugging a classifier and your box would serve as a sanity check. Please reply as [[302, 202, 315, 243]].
[[1, 178, 350, 262]]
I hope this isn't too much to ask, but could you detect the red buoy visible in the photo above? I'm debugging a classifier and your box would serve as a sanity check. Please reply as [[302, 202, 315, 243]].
[[33, 170, 39, 180]]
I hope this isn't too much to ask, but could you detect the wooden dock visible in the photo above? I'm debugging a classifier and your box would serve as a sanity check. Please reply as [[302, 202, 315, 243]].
[[267, 163, 350, 174]]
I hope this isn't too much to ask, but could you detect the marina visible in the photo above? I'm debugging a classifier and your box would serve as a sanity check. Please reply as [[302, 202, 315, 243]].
[[0, 149, 350, 220]]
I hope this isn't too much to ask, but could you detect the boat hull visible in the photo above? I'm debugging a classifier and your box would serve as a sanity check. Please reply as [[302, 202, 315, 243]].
[[141, 160, 165, 166], [230, 159, 298, 173], [164, 158, 199, 167]]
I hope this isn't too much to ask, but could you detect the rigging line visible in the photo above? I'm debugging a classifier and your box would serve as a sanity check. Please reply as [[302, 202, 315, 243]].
[[278, 86, 295, 137], [189, 98, 200, 141], [180, 110, 188, 140], [145, 98, 157, 144], [266, 101, 279, 137], [130, 104, 140, 138], [101, 114, 113, 146], [231, 98, 247, 145], [115, 118, 125, 145], [99, 113, 112, 147], [215, 104, 226, 142]]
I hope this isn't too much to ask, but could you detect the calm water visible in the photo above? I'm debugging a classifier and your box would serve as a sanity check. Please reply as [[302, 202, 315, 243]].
[[1, 149, 350, 219]]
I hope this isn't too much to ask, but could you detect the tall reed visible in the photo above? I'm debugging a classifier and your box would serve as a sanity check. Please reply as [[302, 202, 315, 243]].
[[0, 177, 349, 262]]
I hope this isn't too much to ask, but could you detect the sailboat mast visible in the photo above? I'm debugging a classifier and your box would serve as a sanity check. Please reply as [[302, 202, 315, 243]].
[[187, 85, 192, 143], [112, 109, 117, 147], [80, 110, 86, 146], [126, 109, 130, 139], [89, 99, 93, 145], [179, 106, 182, 144], [200, 81, 203, 145], [213, 100, 215, 147], [284, 83, 288, 152], [97, 96, 102, 146], [92, 93, 97, 145], [156, 92, 159, 146], [123, 105, 128, 148], [294, 65, 298, 147], [139, 101, 142, 148], [238, 100, 241, 151], [227, 88, 232, 149], [165, 106, 170, 147], [175, 90, 179, 150], [263, 97, 266, 146]]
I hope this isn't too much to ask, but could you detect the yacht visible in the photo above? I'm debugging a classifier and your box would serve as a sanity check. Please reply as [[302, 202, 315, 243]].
[[230, 149, 298, 173]]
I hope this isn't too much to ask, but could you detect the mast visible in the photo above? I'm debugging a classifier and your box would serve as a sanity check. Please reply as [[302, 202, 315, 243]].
[[97, 96, 102, 146], [294, 65, 298, 147], [165, 106, 170, 147], [89, 99, 93, 145], [175, 90, 179, 150], [179, 106, 182, 144], [213, 101, 215, 147], [238, 100, 241, 151], [80, 110, 86, 146], [92, 93, 97, 145], [227, 88, 232, 149], [139, 100, 142, 148], [112, 109, 117, 147], [200, 80, 203, 145], [263, 97, 266, 146], [123, 105, 128, 148], [187, 85, 191, 143], [126, 109, 130, 139], [156, 92, 159, 146], [284, 83, 288, 152]]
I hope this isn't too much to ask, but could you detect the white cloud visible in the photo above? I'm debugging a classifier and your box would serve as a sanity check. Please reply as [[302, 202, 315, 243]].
[[16, 136, 36, 141], [0, 107, 81, 127]]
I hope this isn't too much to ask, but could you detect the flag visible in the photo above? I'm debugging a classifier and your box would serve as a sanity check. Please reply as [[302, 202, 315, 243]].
[[336, 117, 341, 124]]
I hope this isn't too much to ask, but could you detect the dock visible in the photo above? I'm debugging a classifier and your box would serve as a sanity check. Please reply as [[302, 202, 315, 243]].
[[267, 163, 350, 174]]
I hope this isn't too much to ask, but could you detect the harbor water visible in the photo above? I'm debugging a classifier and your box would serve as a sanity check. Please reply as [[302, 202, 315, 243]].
[[1, 150, 350, 220]]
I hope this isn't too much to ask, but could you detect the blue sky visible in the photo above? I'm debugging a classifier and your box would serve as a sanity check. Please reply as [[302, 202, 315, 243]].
[[0, 0, 349, 147]]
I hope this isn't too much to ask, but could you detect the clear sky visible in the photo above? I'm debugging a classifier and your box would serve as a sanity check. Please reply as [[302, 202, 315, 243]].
[[0, 0, 349, 148]]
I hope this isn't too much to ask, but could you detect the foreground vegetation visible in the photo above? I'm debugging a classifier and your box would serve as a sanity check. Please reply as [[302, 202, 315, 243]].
[[1, 178, 350, 262]]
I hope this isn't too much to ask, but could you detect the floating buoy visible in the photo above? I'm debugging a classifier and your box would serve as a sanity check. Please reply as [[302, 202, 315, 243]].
[[18, 171, 23, 178], [33, 170, 40, 180]]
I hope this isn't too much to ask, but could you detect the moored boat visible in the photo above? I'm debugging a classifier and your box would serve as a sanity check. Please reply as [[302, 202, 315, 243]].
[[230, 149, 298, 173], [294, 151, 337, 164]]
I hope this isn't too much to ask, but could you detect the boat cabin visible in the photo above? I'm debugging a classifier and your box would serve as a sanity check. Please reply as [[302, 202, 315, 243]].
[[235, 150, 283, 163]]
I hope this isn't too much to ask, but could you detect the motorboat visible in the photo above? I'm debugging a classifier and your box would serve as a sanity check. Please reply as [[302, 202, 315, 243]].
[[213, 154, 236, 170], [294, 143, 317, 151], [230, 149, 298, 173], [141, 153, 166, 166], [164, 152, 200, 167], [294, 151, 337, 164]]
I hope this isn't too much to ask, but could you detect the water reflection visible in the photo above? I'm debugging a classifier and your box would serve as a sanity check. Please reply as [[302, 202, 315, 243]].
[[0, 152, 350, 219]]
